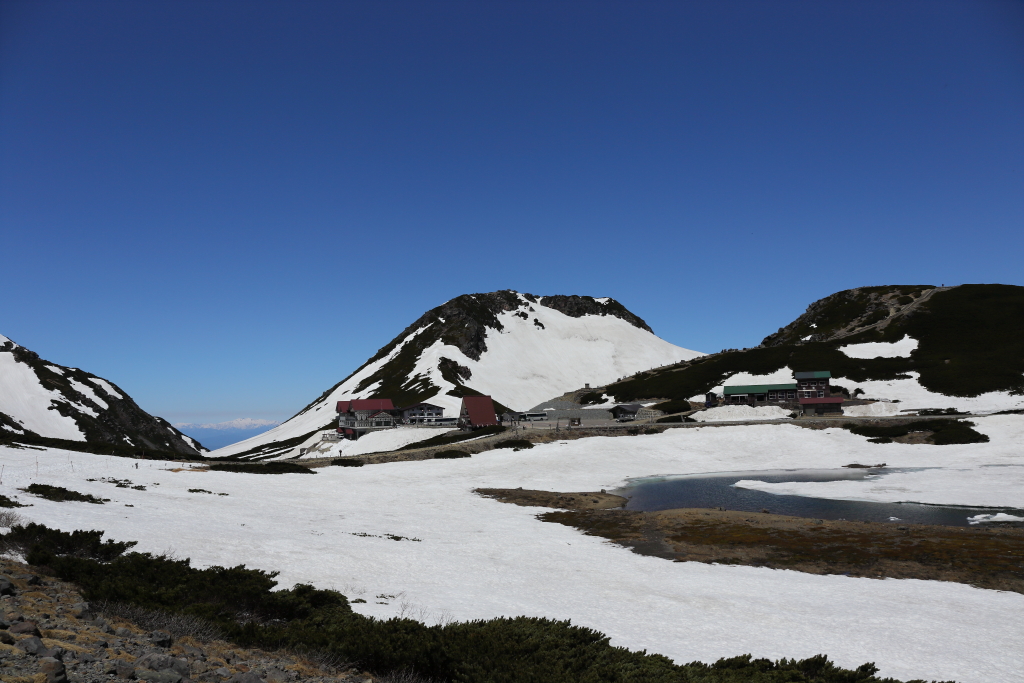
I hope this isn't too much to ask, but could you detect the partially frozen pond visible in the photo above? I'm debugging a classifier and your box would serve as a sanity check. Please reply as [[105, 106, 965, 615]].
[[617, 469, 1024, 527]]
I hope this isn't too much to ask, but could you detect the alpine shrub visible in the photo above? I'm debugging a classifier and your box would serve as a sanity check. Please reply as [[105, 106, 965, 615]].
[[23, 483, 104, 504], [434, 450, 471, 459], [493, 440, 533, 450], [332, 458, 365, 467], [209, 462, 315, 475]]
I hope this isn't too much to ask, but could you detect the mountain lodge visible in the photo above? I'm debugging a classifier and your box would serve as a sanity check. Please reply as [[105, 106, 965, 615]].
[[722, 370, 844, 415]]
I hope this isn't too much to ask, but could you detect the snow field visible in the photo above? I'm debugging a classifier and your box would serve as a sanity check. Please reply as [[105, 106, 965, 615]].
[[305, 427, 457, 459], [4, 415, 1024, 682], [691, 405, 793, 422]]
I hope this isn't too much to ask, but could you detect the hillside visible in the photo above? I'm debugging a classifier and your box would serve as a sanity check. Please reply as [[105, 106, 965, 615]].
[[0, 333, 206, 458], [605, 284, 1024, 413], [214, 291, 701, 458]]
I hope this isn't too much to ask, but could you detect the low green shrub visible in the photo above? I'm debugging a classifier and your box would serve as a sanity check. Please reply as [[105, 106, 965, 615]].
[[332, 458, 365, 467], [0, 494, 27, 508], [650, 399, 695, 414], [23, 483, 104, 504], [1, 523, 135, 560], [844, 419, 989, 445], [4, 523, 931, 683], [209, 462, 315, 475], [576, 392, 604, 405], [493, 439, 533, 450], [919, 408, 963, 416], [434, 450, 471, 459]]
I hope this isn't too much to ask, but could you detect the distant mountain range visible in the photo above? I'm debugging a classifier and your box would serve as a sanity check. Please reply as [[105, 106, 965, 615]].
[[212, 290, 702, 459], [0, 333, 206, 458]]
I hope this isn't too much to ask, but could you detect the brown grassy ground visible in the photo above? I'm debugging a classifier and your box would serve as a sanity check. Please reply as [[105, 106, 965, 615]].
[[476, 488, 1024, 594]]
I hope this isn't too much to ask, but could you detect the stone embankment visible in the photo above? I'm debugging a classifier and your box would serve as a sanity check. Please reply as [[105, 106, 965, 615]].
[[0, 560, 375, 683]]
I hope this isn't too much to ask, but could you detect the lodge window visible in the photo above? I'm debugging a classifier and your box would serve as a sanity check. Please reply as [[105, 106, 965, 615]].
[[818, 391, 824, 398], [788, 391, 795, 399], [768, 392, 776, 400]]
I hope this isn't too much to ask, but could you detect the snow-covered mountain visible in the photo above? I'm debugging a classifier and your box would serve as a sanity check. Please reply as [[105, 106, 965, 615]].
[[0, 333, 206, 458], [214, 291, 702, 458]]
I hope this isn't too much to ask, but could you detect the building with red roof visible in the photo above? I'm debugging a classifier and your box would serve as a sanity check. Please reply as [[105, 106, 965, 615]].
[[459, 395, 498, 429]]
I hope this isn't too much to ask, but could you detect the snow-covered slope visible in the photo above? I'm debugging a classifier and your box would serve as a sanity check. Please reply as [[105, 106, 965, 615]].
[[214, 291, 702, 459], [608, 284, 1024, 412], [0, 333, 205, 457]]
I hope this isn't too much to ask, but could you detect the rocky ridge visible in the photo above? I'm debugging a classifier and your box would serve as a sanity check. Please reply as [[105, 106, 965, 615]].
[[0, 337, 205, 460], [0, 560, 377, 683]]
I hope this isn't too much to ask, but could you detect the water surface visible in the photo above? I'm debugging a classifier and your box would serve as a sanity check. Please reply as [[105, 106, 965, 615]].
[[616, 469, 1024, 527]]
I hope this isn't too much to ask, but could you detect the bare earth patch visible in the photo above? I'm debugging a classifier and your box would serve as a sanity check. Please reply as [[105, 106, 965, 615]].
[[476, 488, 1024, 594]]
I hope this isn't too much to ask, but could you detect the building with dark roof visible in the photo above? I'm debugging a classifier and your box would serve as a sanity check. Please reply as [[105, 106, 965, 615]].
[[722, 370, 844, 415]]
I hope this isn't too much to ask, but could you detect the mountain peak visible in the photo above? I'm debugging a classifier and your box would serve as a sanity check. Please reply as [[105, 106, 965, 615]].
[[214, 291, 700, 459]]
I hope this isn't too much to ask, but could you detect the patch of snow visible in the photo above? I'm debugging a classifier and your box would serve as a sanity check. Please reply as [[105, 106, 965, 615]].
[[582, 394, 615, 408], [88, 377, 124, 399], [179, 433, 204, 452], [691, 405, 793, 422], [69, 379, 108, 410], [840, 335, 918, 359], [3, 417, 1024, 682], [45, 365, 65, 375], [1, 424, 25, 434], [843, 402, 903, 417], [0, 352, 85, 441], [594, 297, 611, 304], [801, 335, 813, 341], [836, 372, 1024, 414], [317, 427, 458, 459], [968, 512, 1024, 524]]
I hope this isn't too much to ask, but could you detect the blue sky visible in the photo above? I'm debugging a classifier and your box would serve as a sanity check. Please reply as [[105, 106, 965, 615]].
[[2, 0, 1022, 426]]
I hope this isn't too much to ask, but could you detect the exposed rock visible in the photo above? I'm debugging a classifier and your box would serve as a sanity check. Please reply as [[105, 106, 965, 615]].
[[16, 634, 47, 655], [151, 629, 173, 647], [40, 656, 68, 683]]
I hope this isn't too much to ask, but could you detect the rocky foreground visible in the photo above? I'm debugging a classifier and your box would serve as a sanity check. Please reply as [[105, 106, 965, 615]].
[[0, 560, 378, 683]]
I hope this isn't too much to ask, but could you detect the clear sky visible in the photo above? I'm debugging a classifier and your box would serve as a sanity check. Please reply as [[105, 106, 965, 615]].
[[2, 0, 1022, 426]]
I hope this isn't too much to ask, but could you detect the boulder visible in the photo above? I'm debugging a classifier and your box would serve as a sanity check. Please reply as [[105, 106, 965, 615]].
[[135, 652, 190, 677], [8, 620, 40, 636], [116, 627, 134, 638], [0, 631, 14, 645], [0, 577, 14, 596], [150, 630, 173, 647], [106, 658, 137, 679], [16, 635, 46, 655], [39, 656, 68, 683]]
